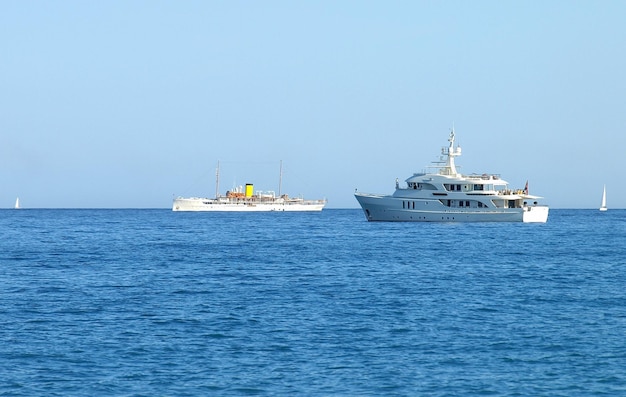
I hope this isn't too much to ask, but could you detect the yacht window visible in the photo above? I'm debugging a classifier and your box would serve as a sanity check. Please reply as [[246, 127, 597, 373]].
[[459, 201, 464, 207]]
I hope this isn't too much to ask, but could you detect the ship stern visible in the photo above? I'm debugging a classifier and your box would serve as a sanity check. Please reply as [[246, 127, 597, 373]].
[[522, 205, 549, 223]]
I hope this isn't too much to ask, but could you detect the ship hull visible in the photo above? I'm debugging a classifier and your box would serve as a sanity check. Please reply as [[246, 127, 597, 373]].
[[355, 193, 548, 223], [172, 197, 325, 212]]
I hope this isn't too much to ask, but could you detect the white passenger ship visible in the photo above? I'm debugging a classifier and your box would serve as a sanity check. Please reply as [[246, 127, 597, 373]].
[[173, 162, 326, 212], [354, 129, 549, 222]]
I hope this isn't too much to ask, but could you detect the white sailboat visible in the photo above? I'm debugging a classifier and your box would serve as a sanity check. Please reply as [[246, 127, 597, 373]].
[[14, 197, 20, 209], [599, 185, 607, 211]]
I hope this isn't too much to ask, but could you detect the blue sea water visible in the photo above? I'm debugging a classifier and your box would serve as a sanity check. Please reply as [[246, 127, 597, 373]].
[[1, 208, 625, 396]]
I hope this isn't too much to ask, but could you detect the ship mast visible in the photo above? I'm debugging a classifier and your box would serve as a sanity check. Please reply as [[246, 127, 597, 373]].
[[215, 161, 220, 198], [442, 128, 462, 176], [278, 160, 283, 197]]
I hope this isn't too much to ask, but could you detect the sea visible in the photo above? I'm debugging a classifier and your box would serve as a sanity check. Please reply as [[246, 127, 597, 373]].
[[1, 208, 625, 396]]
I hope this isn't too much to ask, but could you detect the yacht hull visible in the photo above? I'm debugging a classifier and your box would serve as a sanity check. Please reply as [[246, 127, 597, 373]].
[[355, 193, 549, 223]]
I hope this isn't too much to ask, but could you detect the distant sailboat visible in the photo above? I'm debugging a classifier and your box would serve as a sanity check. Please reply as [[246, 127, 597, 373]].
[[14, 197, 20, 209], [599, 185, 607, 212]]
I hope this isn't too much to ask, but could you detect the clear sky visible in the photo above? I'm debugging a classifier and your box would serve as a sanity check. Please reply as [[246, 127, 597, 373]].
[[2, 1, 625, 209]]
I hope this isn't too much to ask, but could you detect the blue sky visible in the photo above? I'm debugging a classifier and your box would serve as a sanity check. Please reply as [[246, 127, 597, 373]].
[[2, 1, 624, 209]]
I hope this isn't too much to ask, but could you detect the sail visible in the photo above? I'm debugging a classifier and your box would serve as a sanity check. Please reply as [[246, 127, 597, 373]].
[[14, 197, 20, 209], [599, 185, 607, 211]]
